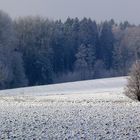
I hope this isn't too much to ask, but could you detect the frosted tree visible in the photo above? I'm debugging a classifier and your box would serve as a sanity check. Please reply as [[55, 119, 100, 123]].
[[125, 61, 140, 101], [86, 44, 96, 78], [0, 11, 15, 89], [11, 52, 28, 88], [15, 17, 54, 85], [99, 21, 114, 69], [0, 10, 27, 89], [0, 55, 13, 89], [75, 44, 88, 80]]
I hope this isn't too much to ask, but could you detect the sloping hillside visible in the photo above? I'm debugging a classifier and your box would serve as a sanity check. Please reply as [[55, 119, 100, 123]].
[[0, 76, 126, 96]]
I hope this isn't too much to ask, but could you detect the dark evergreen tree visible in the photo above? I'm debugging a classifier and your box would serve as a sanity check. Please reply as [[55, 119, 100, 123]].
[[98, 21, 115, 69], [51, 20, 65, 74], [120, 21, 131, 30], [79, 18, 98, 46], [86, 44, 96, 78]]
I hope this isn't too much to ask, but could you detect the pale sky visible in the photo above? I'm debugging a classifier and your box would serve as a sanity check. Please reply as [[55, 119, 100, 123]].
[[0, 0, 139, 24]]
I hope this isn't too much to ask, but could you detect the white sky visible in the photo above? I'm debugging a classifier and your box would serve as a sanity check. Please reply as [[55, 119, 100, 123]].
[[0, 0, 139, 24]]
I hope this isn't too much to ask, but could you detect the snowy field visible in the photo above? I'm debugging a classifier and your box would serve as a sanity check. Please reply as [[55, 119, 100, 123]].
[[0, 77, 140, 139]]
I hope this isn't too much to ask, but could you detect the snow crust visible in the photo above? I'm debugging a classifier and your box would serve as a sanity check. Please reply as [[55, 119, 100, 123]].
[[1, 76, 140, 139]]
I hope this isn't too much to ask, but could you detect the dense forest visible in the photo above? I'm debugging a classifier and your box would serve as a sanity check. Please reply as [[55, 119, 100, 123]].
[[0, 10, 139, 89]]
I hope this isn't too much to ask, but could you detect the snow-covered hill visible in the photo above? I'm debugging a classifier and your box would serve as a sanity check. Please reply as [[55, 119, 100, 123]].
[[1, 76, 140, 139], [0, 76, 126, 96]]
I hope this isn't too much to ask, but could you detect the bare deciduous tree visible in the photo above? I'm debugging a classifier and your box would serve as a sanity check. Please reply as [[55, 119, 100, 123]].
[[125, 61, 140, 101]]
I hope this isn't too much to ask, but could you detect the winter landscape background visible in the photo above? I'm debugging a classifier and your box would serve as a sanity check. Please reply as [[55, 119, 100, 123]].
[[0, 0, 140, 139]]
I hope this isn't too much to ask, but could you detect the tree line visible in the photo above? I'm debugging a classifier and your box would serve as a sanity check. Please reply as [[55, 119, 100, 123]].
[[0, 10, 139, 89]]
